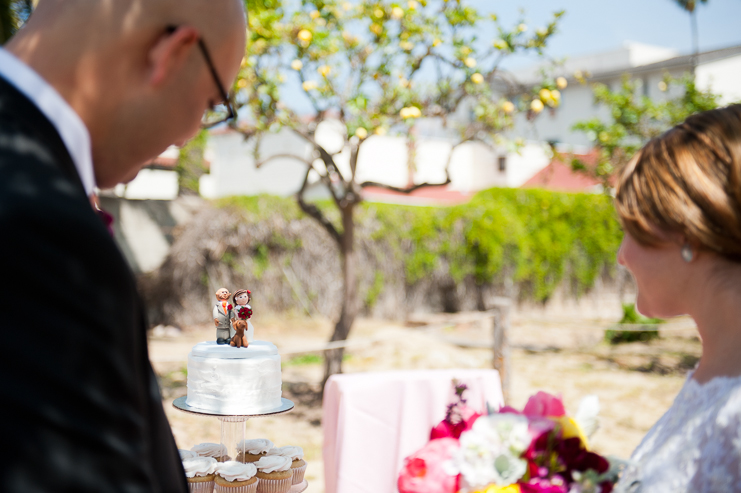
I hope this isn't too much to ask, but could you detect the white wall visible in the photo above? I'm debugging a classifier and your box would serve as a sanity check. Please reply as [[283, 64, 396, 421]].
[[114, 169, 179, 200], [696, 55, 741, 104], [201, 125, 552, 198], [201, 128, 310, 199]]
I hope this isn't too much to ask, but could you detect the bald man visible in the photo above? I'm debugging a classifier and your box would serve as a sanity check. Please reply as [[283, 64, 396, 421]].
[[0, 0, 246, 491]]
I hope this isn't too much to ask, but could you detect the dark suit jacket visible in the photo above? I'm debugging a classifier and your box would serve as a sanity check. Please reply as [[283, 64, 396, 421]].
[[0, 77, 187, 492]]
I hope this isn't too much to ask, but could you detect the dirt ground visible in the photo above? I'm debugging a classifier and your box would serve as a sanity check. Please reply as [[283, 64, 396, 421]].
[[149, 311, 701, 493]]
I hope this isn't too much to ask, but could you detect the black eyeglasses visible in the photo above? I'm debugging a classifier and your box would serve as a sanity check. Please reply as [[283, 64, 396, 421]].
[[165, 25, 237, 128]]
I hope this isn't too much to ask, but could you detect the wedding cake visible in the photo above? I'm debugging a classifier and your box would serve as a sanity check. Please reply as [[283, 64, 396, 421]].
[[185, 341, 283, 414]]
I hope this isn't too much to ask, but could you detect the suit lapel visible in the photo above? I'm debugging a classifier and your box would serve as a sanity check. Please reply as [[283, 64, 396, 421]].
[[0, 76, 86, 196]]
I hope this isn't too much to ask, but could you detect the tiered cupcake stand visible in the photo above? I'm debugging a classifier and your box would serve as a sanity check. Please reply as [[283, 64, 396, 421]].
[[173, 396, 308, 493]]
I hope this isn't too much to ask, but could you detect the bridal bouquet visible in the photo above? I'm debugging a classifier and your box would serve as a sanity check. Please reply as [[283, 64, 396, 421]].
[[398, 383, 617, 493]]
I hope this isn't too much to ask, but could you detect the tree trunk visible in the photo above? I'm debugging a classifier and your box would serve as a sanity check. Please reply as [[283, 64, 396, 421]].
[[690, 9, 699, 74], [322, 202, 359, 388]]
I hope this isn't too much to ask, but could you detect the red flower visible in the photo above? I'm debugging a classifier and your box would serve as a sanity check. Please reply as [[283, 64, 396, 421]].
[[430, 411, 480, 440], [238, 307, 252, 320], [227, 304, 233, 311]]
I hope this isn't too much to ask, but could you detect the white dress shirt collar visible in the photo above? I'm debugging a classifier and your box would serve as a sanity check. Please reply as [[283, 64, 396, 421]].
[[0, 48, 95, 196]]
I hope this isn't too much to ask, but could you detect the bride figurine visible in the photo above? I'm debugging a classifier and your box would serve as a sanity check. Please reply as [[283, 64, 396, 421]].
[[231, 289, 254, 343], [612, 105, 741, 492]]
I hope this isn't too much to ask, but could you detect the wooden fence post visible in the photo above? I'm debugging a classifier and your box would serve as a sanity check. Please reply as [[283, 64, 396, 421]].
[[491, 297, 511, 404]]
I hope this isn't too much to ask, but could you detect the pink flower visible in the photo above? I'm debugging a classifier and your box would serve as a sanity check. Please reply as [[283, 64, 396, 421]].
[[398, 438, 459, 493], [430, 406, 481, 440], [499, 405, 523, 415], [520, 476, 568, 493], [523, 392, 566, 418]]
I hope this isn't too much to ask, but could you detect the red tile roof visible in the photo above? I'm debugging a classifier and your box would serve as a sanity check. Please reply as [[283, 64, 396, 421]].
[[522, 151, 603, 192], [361, 185, 474, 206]]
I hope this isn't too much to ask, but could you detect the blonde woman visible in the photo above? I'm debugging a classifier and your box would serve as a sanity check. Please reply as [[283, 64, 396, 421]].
[[614, 105, 741, 492]]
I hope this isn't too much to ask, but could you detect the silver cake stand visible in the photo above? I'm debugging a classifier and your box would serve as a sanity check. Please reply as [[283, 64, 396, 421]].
[[173, 397, 308, 492]]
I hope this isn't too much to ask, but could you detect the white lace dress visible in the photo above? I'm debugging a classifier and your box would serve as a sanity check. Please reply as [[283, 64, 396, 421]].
[[615, 372, 741, 492]]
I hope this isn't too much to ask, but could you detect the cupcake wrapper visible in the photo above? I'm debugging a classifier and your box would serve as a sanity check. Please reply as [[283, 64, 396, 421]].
[[214, 480, 258, 493], [291, 465, 307, 485], [256, 477, 292, 493], [189, 481, 215, 493]]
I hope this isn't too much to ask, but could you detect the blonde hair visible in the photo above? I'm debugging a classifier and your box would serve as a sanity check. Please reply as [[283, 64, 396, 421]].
[[615, 104, 741, 262]]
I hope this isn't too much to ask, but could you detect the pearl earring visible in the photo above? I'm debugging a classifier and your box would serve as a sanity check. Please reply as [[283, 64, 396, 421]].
[[681, 244, 694, 262]]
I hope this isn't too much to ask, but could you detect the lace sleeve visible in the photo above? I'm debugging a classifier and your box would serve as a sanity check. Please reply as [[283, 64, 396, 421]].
[[688, 390, 741, 492]]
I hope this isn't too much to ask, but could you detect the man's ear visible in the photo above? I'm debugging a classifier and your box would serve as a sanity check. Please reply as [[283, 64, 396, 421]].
[[148, 26, 200, 88]]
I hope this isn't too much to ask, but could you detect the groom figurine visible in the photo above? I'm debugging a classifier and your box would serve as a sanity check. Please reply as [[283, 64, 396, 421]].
[[214, 287, 233, 344]]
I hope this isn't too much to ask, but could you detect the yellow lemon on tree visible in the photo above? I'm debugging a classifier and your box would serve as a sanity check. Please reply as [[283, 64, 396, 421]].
[[375, 127, 387, 136], [530, 99, 544, 113], [370, 24, 383, 35], [556, 76, 568, 89], [355, 127, 368, 139], [465, 57, 477, 68], [291, 59, 303, 71], [310, 10, 320, 19], [502, 101, 515, 113], [432, 38, 442, 47], [374, 8, 384, 18], [318, 65, 331, 77], [392, 7, 404, 19], [298, 29, 313, 43], [539, 88, 552, 101], [551, 89, 561, 100], [302, 80, 317, 91], [471, 73, 484, 84], [408, 1, 419, 9], [400, 41, 414, 51], [493, 39, 508, 50]]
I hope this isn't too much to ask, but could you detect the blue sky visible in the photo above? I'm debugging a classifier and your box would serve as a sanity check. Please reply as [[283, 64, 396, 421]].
[[473, 0, 741, 69]]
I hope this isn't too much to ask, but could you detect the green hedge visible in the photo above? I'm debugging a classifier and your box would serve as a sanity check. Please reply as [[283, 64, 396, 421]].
[[218, 187, 623, 302]]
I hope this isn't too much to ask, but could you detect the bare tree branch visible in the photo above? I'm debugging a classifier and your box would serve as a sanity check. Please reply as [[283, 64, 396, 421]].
[[255, 153, 315, 169], [359, 177, 452, 194], [297, 168, 342, 246]]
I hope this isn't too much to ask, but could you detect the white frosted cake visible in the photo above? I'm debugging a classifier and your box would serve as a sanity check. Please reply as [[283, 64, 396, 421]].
[[185, 341, 282, 414]]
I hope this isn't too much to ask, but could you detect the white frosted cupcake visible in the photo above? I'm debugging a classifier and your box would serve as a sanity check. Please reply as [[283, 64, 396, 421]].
[[180, 449, 198, 460], [235, 439, 274, 463], [183, 456, 218, 493], [192, 443, 230, 462], [214, 461, 259, 493], [267, 446, 306, 485], [254, 456, 292, 493]]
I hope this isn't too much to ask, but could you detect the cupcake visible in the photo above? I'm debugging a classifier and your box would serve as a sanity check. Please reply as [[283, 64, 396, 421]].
[[180, 449, 198, 460], [183, 456, 218, 493], [267, 446, 306, 485], [254, 456, 293, 493], [214, 461, 259, 493], [192, 443, 230, 462], [235, 439, 274, 463]]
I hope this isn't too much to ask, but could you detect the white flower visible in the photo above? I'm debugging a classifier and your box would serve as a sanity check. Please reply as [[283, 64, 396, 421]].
[[449, 414, 530, 488]]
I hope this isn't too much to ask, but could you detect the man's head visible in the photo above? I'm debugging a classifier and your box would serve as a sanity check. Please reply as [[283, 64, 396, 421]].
[[6, 0, 247, 188], [215, 288, 231, 301]]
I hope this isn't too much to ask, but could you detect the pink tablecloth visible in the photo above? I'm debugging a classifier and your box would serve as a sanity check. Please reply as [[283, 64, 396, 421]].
[[322, 369, 503, 493]]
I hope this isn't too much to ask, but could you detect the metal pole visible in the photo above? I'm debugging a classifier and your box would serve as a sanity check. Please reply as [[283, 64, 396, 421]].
[[492, 300, 511, 404]]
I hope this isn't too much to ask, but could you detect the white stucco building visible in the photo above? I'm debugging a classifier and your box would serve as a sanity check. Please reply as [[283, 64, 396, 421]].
[[507, 42, 741, 149]]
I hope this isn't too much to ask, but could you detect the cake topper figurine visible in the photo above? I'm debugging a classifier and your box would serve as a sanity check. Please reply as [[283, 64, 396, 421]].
[[213, 287, 233, 345], [231, 289, 254, 343], [230, 319, 249, 348]]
